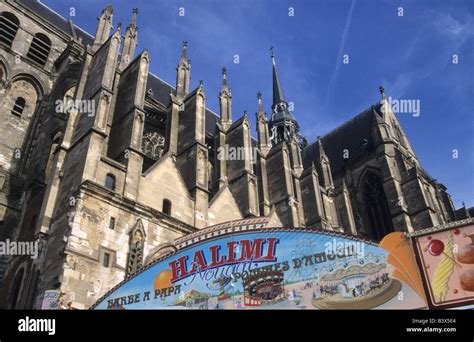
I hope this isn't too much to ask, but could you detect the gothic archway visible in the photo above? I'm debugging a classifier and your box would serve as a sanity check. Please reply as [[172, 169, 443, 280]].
[[360, 172, 394, 241]]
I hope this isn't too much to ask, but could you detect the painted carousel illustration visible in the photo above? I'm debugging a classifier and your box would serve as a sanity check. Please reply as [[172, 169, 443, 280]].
[[311, 255, 401, 309]]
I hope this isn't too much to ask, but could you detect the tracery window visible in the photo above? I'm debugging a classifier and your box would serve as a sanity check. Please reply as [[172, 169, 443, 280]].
[[361, 172, 394, 241]]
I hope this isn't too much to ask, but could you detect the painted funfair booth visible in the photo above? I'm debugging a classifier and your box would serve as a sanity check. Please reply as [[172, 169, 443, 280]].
[[92, 218, 474, 310]]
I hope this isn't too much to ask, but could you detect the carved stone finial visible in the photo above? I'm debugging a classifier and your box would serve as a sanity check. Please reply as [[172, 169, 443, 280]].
[[379, 86, 385, 99]]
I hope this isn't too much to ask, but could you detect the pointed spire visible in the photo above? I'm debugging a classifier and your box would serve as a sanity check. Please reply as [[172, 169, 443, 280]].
[[181, 41, 188, 59], [129, 8, 138, 30], [379, 85, 395, 119], [221, 66, 228, 88], [121, 8, 139, 68], [94, 4, 114, 47], [268, 48, 306, 148], [176, 41, 191, 97], [256, 92, 270, 152], [256, 91, 268, 123], [317, 138, 328, 161], [219, 66, 231, 97], [219, 67, 232, 128], [257, 91, 264, 113], [105, 4, 113, 14], [271, 50, 286, 107], [379, 85, 386, 100], [269, 50, 295, 123]]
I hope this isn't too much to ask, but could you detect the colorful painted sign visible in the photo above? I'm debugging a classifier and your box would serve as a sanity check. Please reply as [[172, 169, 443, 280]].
[[41, 290, 61, 310], [92, 228, 427, 309], [412, 223, 474, 309]]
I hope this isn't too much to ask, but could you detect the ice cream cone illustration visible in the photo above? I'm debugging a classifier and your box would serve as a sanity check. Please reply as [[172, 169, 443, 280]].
[[432, 232, 455, 302]]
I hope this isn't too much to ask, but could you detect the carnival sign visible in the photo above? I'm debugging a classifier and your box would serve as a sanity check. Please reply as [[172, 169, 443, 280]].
[[92, 225, 429, 310]]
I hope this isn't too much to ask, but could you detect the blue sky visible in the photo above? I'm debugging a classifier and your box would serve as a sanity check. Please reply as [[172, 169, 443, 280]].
[[42, 0, 474, 208]]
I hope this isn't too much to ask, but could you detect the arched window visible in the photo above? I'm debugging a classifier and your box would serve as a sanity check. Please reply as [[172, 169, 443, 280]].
[[361, 172, 394, 241], [9, 79, 39, 119], [162, 199, 172, 215], [105, 173, 116, 190], [27, 33, 51, 67], [10, 268, 24, 309], [0, 12, 20, 49], [11, 97, 26, 117]]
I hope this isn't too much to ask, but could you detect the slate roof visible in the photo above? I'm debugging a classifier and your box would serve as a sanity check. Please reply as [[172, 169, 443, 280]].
[[454, 207, 473, 220], [146, 73, 220, 136], [205, 109, 219, 135], [145, 73, 173, 107], [16, 0, 94, 45], [302, 105, 378, 176]]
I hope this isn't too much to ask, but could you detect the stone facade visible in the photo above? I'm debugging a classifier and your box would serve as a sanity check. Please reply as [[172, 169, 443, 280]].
[[0, 1, 461, 309]]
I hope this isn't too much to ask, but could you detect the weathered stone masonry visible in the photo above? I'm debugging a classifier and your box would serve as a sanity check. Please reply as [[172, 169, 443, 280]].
[[0, 1, 460, 309]]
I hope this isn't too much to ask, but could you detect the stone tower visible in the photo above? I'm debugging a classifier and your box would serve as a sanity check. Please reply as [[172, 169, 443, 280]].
[[0, 1, 460, 310]]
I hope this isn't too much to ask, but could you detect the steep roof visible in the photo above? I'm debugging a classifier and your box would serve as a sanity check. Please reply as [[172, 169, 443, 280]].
[[270, 54, 297, 124], [146, 73, 174, 107], [272, 56, 286, 106], [302, 105, 378, 176], [16, 0, 94, 45], [205, 109, 219, 135], [145, 73, 220, 136]]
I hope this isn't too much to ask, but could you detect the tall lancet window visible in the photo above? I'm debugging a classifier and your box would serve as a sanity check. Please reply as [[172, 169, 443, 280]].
[[361, 172, 394, 241], [126, 220, 145, 276]]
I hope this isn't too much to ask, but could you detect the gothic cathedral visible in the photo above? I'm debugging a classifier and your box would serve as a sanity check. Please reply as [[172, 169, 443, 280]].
[[0, 1, 460, 309]]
